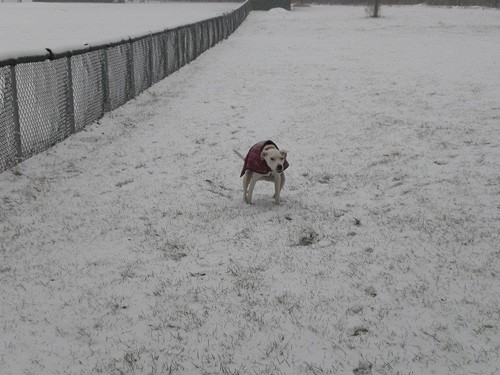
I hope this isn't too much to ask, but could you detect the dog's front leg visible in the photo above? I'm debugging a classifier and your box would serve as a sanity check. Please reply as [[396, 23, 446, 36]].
[[280, 172, 286, 191], [274, 174, 282, 205]]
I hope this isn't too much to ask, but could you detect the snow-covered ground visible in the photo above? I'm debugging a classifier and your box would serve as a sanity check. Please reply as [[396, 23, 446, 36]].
[[0, 2, 239, 59], [1, 4, 500, 375]]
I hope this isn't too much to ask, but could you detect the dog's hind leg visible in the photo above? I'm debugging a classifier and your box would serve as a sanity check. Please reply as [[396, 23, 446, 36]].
[[247, 174, 259, 204], [243, 173, 250, 203]]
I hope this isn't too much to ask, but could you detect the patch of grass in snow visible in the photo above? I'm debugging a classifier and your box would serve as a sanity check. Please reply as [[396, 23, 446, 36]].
[[353, 360, 373, 375], [162, 241, 188, 261], [295, 228, 320, 247], [146, 228, 188, 261], [228, 258, 267, 296]]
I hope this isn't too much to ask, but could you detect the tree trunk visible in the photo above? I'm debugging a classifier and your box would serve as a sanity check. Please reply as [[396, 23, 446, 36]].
[[373, 0, 380, 18]]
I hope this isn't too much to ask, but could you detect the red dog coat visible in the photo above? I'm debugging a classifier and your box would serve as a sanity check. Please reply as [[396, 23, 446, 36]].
[[240, 140, 289, 177]]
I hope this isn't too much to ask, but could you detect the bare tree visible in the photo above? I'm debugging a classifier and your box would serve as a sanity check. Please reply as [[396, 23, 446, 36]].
[[373, 0, 380, 17], [366, 0, 381, 18]]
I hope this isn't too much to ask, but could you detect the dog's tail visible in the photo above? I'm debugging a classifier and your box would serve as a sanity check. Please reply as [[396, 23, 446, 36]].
[[233, 149, 245, 161]]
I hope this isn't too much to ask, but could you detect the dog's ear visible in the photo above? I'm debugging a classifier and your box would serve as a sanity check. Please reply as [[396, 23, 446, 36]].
[[261, 151, 268, 160], [280, 150, 288, 159]]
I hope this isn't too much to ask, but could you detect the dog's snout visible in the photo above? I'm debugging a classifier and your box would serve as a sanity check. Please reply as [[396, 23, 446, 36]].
[[277, 164, 283, 172]]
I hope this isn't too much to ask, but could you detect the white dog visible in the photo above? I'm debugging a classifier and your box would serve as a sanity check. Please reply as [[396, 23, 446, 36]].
[[234, 140, 289, 205]]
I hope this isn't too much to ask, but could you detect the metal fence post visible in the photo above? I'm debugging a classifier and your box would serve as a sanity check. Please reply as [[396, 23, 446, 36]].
[[101, 48, 110, 115], [213, 19, 217, 45], [195, 24, 200, 59], [199, 23, 204, 54], [209, 20, 213, 47], [177, 29, 182, 69], [66, 56, 76, 134], [148, 34, 154, 86], [9, 65, 22, 162], [127, 39, 136, 100], [162, 31, 169, 78], [192, 25, 197, 60], [217, 18, 221, 43]]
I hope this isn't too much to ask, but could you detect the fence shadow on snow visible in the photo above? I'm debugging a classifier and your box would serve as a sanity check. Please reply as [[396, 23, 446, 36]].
[[0, 1, 251, 172]]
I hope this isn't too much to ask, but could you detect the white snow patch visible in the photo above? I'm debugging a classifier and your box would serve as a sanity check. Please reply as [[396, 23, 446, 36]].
[[0, 2, 240, 57]]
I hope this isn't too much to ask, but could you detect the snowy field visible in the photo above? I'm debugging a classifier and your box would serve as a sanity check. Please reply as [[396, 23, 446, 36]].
[[0, 2, 239, 58], [1, 4, 500, 375]]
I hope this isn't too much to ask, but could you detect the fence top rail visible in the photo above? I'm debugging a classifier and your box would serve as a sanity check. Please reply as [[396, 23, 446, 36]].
[[0, 48, 51, 68], [0, 1, 249, 68]]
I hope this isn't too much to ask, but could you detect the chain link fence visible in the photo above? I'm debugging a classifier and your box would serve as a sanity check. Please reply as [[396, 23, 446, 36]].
[[0, 1, 251, 172], [314, 0, 499, 5]]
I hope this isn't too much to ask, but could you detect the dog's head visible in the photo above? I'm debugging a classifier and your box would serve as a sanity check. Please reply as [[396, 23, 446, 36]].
[[261, 148, 287, 174]]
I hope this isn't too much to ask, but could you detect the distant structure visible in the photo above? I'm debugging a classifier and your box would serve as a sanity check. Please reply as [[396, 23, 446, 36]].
[[251, 0, 291, 10], [33, 0, 122, 2]]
